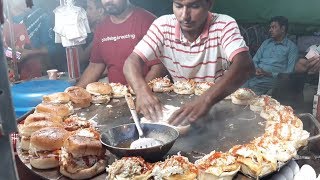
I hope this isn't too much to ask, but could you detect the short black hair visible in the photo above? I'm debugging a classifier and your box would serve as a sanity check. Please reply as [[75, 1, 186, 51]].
[[91, 0, 103, 8], [270, 16, 289, 33], [75, 0, 103, 10]]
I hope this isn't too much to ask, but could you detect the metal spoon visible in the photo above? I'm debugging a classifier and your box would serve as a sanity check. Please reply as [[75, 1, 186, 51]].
[[125, 93, 162, 149]]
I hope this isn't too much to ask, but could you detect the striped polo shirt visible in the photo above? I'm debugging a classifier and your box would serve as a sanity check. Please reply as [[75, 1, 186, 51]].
[[134, 12, 249, 82]]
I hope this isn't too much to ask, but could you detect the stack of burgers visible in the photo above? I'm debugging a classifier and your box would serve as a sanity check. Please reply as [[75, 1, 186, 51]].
[[18, 85, 113, 179]]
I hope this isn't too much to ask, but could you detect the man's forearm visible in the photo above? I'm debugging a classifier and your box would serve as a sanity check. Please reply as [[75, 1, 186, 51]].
[[76, 62, 105, 88], [145, 63, 168, 82], [123, 53, 149, 92], [205, 52, 255, 106]]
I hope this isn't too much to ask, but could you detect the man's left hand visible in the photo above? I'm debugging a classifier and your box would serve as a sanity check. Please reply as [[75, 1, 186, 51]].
[[168, 95, 211, 126]]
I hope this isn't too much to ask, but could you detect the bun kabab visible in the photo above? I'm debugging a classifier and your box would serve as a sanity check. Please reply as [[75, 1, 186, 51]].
[[229, 144, 277, 177], [29, 127, 69, 169], [150, 155, 198, 180], [194, 82, 214, 96], [249, 95, 279, 112], [150, 76, 173, 93], [106, 157, 154, 180], [231, 88, 256, 105], [110, 83, 128, 98], [59, 134, 107, 179], [63, 115, 92, 131], [173, 80, 195, 95], [86, 82, 112, 104], [35, 102, 74, 117], [65, 86, 92, 108], [195, 151, 240, 180], [42, 92, 70, 104], [24, 113, 63, 125], [20, 120, 63, 151]]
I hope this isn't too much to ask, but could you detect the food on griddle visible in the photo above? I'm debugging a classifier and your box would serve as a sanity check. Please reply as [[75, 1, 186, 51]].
[[251, 134, 297, 162], [42, 92, 71, 104], [150, 155, 198, 180], [35, 102, 74, 117], [20, 120, 63, 151], [195, 151, 240, 180], [150, 76, 173, 93], [60, 134, 107, 179], [106, 156, 153, 180], [29, 127, 69, 169], [72, 128, 100, 140], [65, 86, 92, 108], [63, 115, 92, 131], [173, 80, 195, 95], [230, 144, 277, 177], [265, 122, 309, 149], [249, 95, 279, 112], [86, 82, 112, 104], [231, 88, 256, 105], [194, 81, 214, 96], [110, 83, 128, 98], [24, 113, 63, 125], [265, 112, 303, 130], [260, 104, 293, 120]]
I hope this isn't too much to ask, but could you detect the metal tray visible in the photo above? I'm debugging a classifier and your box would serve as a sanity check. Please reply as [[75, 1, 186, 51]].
[[16, 93, 320, 180]]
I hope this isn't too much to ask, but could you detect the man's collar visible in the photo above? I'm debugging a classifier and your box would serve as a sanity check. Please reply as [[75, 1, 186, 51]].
[[272, 36, 288, 45], [175, 12, 213, 43]]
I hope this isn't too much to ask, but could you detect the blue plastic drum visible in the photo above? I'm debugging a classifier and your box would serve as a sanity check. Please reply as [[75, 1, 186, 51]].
[[11, 80, 72, 118]]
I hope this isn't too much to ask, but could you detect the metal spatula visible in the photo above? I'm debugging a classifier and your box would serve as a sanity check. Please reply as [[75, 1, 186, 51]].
[[125, 94, 162, 149]]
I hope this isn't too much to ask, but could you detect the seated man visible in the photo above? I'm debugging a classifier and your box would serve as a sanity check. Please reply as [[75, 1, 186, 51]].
[[243, 16, 299, 95], [76, 0, 166, 87]]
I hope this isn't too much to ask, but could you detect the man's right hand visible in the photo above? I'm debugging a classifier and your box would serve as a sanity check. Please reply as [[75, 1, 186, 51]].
[[307, 56, 320, 74], [135, 87, 163, 121], [255, 68, 264, 76]]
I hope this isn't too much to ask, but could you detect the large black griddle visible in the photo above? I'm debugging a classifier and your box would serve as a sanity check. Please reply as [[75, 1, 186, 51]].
[[16, 93, 320, 180]]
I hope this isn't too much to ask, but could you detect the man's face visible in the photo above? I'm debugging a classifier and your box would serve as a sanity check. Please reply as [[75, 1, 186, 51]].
[[269, 21, 285, 39], [101, 0, 128, 16], [173, 0, 212, 34], [87, 0, 101, 25]]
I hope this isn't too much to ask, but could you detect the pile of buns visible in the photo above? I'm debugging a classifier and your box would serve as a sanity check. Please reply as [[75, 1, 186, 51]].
[[17, 84, 114, 179], [106, 87, 310, 179]]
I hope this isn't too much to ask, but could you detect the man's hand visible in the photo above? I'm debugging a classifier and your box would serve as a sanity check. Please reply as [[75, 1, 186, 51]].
[[168, 95, 211, 126], [255, 68, 264, 76], [135, 87, 163, 121], [307, 56, 320, 74], [256, 68, 271, 77]]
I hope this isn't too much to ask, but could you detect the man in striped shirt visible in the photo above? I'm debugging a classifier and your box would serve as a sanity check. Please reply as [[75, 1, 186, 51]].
[[123, 0, 255, 125]]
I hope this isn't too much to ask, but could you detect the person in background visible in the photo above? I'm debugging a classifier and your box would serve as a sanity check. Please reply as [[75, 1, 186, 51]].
[[123, 0, 255, 125], [76, 0, 166, 87], [243, 16, 299, 95], [76, 0, 106, 73], [3, 0, 56, 80]]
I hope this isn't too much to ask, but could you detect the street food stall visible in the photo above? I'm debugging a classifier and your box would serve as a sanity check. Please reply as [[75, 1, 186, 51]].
[[2, 0, 320, 180]]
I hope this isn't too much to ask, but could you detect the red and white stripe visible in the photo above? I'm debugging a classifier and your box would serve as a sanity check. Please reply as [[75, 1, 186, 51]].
[[134, 13, 249, 82]]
